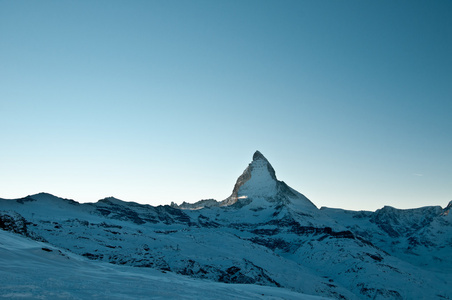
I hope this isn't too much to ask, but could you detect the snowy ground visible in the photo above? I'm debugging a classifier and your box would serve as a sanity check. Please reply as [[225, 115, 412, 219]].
[[0, 230, 327, 300]]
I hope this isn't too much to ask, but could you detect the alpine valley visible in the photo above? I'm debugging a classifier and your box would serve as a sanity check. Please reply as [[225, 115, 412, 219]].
[[1, 151, 451, 299]]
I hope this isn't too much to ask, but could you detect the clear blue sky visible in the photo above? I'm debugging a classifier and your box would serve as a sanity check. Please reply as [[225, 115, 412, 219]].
[[1, 1, 451, 211]]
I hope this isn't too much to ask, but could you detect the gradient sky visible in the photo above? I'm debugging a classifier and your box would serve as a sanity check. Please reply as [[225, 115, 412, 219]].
[[1, 1, 451, 211]]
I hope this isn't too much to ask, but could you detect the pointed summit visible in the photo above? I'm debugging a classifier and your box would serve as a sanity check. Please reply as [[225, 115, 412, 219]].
[[221, 151, 277, 206], [252, 150, 267, 161], [223, 151, 317, 210], [250, 151, 277, 180]]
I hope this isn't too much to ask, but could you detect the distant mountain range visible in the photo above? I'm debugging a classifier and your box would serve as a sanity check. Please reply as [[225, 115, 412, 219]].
[[1, 151, 451, 299]]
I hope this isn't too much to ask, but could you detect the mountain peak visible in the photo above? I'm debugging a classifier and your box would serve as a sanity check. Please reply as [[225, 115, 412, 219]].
[[252, 150, 267, 161], [221, 151, 276, 206], [251, 151, 277, 179], [222, 151, 316, 210], [245, 151, 277, 187]]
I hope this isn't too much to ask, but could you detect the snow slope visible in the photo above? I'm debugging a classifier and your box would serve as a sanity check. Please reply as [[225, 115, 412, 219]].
[[0, 230, 327, 300]]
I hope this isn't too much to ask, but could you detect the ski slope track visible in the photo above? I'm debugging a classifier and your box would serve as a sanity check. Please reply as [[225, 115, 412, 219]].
[[1, 151, 451, 299]]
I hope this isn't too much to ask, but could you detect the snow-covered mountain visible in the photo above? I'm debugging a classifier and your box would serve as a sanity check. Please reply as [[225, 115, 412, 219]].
[[176, 150, 317, 212], [1, 151, 451, 299]]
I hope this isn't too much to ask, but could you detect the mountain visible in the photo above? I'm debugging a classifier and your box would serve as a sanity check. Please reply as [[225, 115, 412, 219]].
[[1, 151, 451, 299], [175, 150, 317, 211]]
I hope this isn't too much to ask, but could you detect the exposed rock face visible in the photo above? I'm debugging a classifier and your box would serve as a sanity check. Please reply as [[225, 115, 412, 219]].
[[0, 211, 29, 235], [442, 200, 452, 216]]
